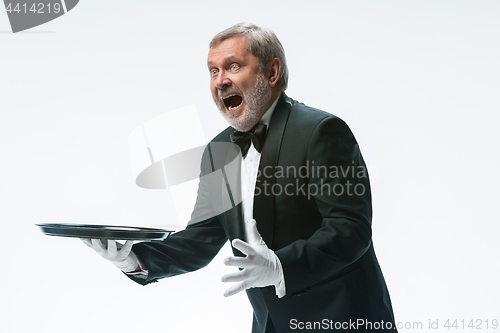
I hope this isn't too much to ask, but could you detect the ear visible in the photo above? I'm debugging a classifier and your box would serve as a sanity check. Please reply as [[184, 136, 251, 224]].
[[266, 58, 281, 88]]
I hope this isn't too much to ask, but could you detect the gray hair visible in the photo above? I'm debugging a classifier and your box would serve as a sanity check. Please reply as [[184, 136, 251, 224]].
[[209, 22, 289, 90]]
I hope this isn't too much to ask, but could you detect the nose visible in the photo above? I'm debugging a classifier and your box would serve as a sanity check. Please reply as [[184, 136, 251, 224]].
[[215, 71, 231, 90]]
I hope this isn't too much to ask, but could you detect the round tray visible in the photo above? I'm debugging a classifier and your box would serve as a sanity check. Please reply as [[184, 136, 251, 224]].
[[37, 223, 171, 240]]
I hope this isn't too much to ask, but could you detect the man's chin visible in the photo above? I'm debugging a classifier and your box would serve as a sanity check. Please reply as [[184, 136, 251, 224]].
[[227, 120, 248, 132], [219, 105, 258, 132], [224, 110, 250, 131]]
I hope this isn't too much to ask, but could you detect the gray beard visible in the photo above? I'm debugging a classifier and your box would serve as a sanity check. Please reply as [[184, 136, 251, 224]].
[[214, 74, 271, 132]]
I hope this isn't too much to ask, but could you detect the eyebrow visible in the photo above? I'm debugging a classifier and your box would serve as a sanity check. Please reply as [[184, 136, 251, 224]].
[[207, 55, 239, 68]]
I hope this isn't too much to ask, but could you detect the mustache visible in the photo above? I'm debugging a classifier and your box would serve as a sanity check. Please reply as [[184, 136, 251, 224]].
[[217, 87, 244, 99]]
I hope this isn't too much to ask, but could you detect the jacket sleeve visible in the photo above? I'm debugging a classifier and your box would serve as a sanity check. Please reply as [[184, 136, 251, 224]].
[[127, 217, 228, 286], [275, 116, 373, 297]]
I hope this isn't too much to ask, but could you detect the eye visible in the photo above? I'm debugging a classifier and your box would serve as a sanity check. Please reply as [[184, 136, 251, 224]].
[[210, 69, 219, 76], [230, 64, 240, 71]]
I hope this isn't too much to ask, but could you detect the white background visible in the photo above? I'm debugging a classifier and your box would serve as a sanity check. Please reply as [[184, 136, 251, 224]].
[[1, 1, 499, 332]]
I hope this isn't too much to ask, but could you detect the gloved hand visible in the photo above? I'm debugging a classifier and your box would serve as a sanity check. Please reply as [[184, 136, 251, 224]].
[[81, 238, 139, 273], [221, 219, 285, 298]]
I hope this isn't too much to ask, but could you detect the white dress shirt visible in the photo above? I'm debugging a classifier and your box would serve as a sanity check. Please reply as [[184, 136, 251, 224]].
[[239, 97, 285, 297], [240, 97, 278, 224]]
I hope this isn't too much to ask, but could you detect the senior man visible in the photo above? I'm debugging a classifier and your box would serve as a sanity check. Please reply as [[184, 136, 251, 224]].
[[83, 22, 397, 332]]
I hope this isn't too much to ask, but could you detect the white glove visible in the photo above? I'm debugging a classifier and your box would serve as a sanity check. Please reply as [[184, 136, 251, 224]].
[[221, 219, 285, 298], [81, 238, 139, 273]]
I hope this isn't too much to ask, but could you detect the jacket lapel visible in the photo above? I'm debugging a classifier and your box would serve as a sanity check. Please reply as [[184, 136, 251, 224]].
[[254, 94, 292, 248], [203, 138, 245, 249], [221, 146, 245, 243]]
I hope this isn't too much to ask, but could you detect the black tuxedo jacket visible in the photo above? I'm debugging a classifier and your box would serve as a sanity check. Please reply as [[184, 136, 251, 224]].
[[129, 94, 397, 332]]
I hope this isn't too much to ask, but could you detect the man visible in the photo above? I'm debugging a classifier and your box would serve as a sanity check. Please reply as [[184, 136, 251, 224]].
[[83, 22, 397, 332]]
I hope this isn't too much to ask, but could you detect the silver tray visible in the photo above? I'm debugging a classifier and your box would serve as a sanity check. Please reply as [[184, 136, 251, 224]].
[[37, 223, 171, 240]]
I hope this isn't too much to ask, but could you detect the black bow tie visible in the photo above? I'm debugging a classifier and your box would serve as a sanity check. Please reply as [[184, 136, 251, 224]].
[[230, 123, 268, 157]]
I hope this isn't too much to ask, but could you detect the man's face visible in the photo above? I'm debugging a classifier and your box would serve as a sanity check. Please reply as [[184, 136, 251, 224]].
[[208, 36, 272, 132]]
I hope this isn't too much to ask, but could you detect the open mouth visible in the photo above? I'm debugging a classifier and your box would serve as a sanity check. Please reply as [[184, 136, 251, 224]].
[[222, 94, 243, 111]]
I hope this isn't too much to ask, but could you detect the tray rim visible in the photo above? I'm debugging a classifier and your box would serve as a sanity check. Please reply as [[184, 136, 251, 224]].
[[36, 223, 172, 240]]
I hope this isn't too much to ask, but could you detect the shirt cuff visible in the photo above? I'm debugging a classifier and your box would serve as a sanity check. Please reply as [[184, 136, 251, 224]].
[[123, 254, 149, 280], [274, 254, 286, 298]]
